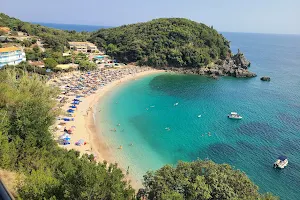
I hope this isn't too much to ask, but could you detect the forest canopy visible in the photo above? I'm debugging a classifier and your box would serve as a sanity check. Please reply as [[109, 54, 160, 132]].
[[90, 18, 231, 67], [141, 161, 278, 200]]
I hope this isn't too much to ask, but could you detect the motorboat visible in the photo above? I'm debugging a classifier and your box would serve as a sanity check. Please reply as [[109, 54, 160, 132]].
[[198, 115, 201, 118], [174, 102, 179, 106], [274, 156, 288, 169], [228, 112, 242, 119]]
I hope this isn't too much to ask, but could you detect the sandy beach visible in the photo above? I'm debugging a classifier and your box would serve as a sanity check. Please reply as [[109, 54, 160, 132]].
[[51, 67, 162, 189]]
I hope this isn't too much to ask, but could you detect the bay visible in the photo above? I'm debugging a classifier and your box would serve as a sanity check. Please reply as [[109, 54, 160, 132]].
[[97, 32, 300, 200]]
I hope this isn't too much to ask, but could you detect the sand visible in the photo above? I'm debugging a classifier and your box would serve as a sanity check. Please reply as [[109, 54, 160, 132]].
[[53, 68, 162, 189]]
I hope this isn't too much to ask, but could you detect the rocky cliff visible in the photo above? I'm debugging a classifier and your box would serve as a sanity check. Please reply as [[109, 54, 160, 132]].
[[160, 50, 256, 78]]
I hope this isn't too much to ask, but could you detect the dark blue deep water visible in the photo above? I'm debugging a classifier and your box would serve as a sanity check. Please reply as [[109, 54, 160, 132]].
[[97, 32, 300, 200]]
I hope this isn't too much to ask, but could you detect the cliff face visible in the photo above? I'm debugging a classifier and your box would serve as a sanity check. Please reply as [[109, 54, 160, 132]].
[[231, 49, 251, 69], [160, 50, 256, 78], [218, 51, 255, 77]]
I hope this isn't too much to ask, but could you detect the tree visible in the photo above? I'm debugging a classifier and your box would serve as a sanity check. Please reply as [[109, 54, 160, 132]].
[[78, 60, 97, 71], [21, 39, 32, 47], [32, 45, 40, 53], [143, 160, 278, 200], [44, 58, 58, 69], [31, 38, 37, 44]]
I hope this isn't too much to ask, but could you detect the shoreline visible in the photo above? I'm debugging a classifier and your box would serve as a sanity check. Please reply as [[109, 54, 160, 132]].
[[52, 68, 163, 189]]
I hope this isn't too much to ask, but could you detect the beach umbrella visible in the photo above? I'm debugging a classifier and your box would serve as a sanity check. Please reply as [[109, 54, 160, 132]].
[[67, 109, 74, 113], [59, 133, 71, 140], [70, 105, 77, 109]]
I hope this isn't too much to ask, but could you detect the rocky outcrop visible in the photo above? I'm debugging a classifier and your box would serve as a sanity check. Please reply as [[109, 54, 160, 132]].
[[231, 49, 251, 69], [160, 50, 256, 78], [261, 76, 271, 81]]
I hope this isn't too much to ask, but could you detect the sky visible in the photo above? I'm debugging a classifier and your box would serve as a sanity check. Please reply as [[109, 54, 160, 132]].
[[1, 0, 299, 34]]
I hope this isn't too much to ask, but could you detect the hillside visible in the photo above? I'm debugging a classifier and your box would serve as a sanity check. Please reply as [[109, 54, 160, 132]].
[[0, 13, 89, 51], [90, 18, 231, 67]]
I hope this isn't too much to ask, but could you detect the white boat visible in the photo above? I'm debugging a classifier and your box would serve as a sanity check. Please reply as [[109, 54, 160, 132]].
[[228, 112, 242, 119], [274, 156, 288, 169], [198, 115, 201, 118], [174, 102, 179, 106]]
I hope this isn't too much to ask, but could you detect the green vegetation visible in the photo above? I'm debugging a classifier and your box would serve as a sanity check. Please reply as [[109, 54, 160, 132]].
[[21, 38, 37, 47], [142, 161, 278, 200], [0, 13, 90, 51], [0, 69, 135, 199], [78, 60, 97, 71], [1, 62, 47, 75], [90, 18, 230, 67], [44, 58, 58, 69]]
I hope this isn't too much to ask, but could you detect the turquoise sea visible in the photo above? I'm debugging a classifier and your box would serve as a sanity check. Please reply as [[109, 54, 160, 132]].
[[96, 32, 300, 200]]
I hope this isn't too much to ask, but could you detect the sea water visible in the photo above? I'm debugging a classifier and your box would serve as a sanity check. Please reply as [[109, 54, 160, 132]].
[[32, 22, 109, 32], [96, 33, 300, 200]]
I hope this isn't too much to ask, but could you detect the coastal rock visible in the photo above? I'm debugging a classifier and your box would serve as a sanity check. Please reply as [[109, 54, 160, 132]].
[[157, 50, 256, 78], [234, 68, 256, 78], [261, 76, 271, 81], [232, 49, 251, 69]]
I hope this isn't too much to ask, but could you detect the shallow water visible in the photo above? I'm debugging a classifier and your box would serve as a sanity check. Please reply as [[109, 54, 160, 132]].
[[97, 32, 300, 199]]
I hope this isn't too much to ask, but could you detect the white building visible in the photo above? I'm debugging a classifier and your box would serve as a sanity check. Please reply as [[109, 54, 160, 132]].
[[69, 42, 98, 53], [0, 47, 26, 68]]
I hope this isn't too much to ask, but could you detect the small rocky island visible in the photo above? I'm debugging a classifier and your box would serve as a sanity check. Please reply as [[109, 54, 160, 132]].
[[261, 76, 271, 81]]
